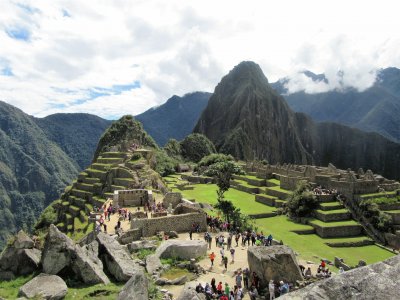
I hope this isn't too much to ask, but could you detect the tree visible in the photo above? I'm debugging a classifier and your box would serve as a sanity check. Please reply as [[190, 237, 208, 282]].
[[203, 159, 243, 222], [180, 133, 216, 162], [285, 180, 319, 219]]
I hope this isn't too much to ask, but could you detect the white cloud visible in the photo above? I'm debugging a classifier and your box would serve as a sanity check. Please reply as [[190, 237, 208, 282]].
[[0, 0, 400, 118]]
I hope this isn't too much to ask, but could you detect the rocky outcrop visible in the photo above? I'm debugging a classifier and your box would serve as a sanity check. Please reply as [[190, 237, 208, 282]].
[[117, 267, 148, 300], [18, 273, 68, 300], [41, 224, 109, 284], [0, 231, 41, 279], [97, 232, 139, 282], [247, 245, 303, 289], [156, 240, 207, 260], [146, 254, 163, 275], [128, 239, 158, 253], [177, 282, 206, 300], [280, 254, 400, 300]]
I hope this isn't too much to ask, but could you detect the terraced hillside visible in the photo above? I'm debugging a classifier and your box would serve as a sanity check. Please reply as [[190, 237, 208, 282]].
[[46, 149, 165, 240], [166, 172, 394, 266]]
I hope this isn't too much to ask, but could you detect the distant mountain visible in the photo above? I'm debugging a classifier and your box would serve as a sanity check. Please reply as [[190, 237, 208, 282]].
[[272, 68, 400, 143], [194, 61, 400, 179], [135, 92, 211, 146], [35, 113, 111, 169], [0, 101, 110, 249]]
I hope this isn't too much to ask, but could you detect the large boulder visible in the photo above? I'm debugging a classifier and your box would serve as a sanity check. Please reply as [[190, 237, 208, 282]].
[[18, 273, 68, 300], [128, 239, 158, 253], [247, 245, 303, 289], [146, 254, 163, 274], [177, 282, 206, 300], [14, 230, 34, 249], [156, 240, 207, 260], [41, 224, 109, 284], [0, 246, 41, 277], [281, 254, 400, 300], [117, 267, 148, 300], [97, 232, 139, 282]]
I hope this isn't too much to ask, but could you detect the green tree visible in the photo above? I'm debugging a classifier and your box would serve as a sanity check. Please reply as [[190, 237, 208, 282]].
[[285, 180, 319, 219], [180, 133, 216, 162], [203, 160, 243, 222]]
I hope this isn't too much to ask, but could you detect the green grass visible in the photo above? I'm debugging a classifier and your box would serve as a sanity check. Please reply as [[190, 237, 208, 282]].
[[360, 191, 397, 198], [267, 178, 280, 185], [267, 186, 291, 194], [315, 209, 349, 214], [320, 202, 343, 207], [232, 179, 260, 188], [309, 219, 359, 227], [65, 282, 124, 299], [167, 180, 276, 214], [255, 216, 394, 267], [162, 268, 195, 281], [0, 274, 35, 299]]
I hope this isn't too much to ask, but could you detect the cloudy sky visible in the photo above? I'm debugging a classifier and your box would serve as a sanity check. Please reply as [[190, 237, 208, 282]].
[[1, 0, 399, 119]]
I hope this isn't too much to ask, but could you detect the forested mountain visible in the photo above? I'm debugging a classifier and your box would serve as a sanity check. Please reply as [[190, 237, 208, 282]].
[[136, 92, 211, 146], [194, 61, 400, 179], [273, 68, 400, 143], [0, 101, 110, 249]]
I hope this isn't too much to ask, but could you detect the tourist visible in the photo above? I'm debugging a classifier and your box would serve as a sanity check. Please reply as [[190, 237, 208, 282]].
[[217, 281, 223, 295], [230, 247, 235, 263], [196, 283, 204, 293], [320, 259, 326, 270], [211, 278, 217, 293], [279, 280, 289, 295], [305, 267, 312, 279], [243, 268, 249, 289], [267, 234, 273, 246], [235, 233, 240, 247], [229, 290, 235, 300], [227, 234, 232, 250], [299, 264, 305, 276], [103, 223, 107, 233], [220, 247, 225, 263], [208, 234, 212, 249], [339, 267, 344, 274], [268, 280, 275, 300], [224, 282, 230, 296], [189, 230, 192, 240], [205, 283, 212, 298], [249, 286, 259, 300], [251, 272, 260, 290], [209, 252, 216, 267], [235, 272, 242, 289], [223, 255, 228, 270]]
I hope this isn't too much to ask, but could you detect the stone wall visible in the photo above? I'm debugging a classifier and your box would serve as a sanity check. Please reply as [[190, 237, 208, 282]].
[[162, 192, 182, 208], [311, 223, 362, 238], [280, 175, 308, 190], [113, 189, 152, 207], [131, 213, 207, 237], [180, 174, 214, 184]]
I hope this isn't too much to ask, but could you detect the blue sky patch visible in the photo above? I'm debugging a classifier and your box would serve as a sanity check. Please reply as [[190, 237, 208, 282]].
[[15, 3, 40, 14], [5, 26, 31, 41], [62, 9, 71, 17], [1, 66, 14, 76]]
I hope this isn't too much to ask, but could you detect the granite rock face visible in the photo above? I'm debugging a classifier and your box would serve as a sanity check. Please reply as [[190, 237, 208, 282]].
[[280, 254, 400, 300], [14, 230, 34, 249], [247, 245, 303, 289], [41, 224, 109, 284], [117, 267, 148, 300], [97, 232, 139, 282], [156, 240, 207, 260], [18, 273, 68, 300]]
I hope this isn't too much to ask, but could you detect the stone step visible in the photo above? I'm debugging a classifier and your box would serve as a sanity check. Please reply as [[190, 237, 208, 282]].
[[309, 220, 363, 238], [231, 183, 259, 194], [70, 188, 93, 200], [75, 182, 94, 193], [100, 152, 128, 159], [319, 202, 344, 211], [91, 163, 112, 171], [86, 168, 107, 180], [96, 157, 124, 164], [82, 177, 100, 185], [68, 205, 81, 217], [255, 194, 277, 207], [265, 187, 291, 200], [248, 212, 277, 219], [325, 237, 374, 248], [314, 209, 352, 222], [113, 177, 134, 187], [315, 194, 336, 202]]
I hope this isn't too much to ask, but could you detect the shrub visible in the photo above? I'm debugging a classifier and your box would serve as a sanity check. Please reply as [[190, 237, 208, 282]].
[[180, 133, 216, 163], [284, 181, 319, 219], [197, 153, 234, 168], [360, 200, 392, 232], [34, 204, 57, 229], [163, 139, 182, 158], [153, 150, 178, 177]]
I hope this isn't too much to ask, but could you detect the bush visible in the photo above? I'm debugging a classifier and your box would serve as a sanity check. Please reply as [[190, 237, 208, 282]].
[[284, 181, 319, 219], [153, 150, 178, 177], [131, 153, 142, 161], [163, 139, 182, 158], [197, 153, 234, 168], [34, 204, 57, 229], [360, 200, 392, 232]]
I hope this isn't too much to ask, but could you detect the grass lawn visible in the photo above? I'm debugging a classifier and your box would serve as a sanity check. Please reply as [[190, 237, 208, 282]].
[[255, 216, 394, 267], [320, 202, 343, 207], [165, 176, 276, 214], [360, 191, 397, 198], [267, 178, 280, 185], [315, 209, 349, 215]]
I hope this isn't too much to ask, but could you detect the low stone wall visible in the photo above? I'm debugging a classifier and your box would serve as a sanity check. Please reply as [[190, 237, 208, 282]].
[[311, 223, 362, 238], [163, 192, 182, 208], [384, 232, 400, 249], [131, 212, 207, 237], [379, 203, 400, 210], [314, 211, 351, 222], [118, 229, 142, 245], [386, 211, 400, 225], [255, 194, 275, 207], [326, 239, 374, 247], [232, 184, 259, 194], [180, 174, 214, 184], [265, 189, 290, 200], [316, 194, 335, 202], [280, 175, 307, 191], [113, 189, 151, 207]]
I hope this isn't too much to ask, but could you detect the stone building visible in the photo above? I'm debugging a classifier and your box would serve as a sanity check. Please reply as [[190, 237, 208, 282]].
[[113, 189, 153, 207]]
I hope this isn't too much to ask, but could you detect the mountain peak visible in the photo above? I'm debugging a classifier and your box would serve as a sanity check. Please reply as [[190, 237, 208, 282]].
[[223, 61, 269, 84]]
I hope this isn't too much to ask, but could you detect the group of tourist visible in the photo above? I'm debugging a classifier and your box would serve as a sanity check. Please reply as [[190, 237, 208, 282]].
[[313, 186, 337, 195]]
